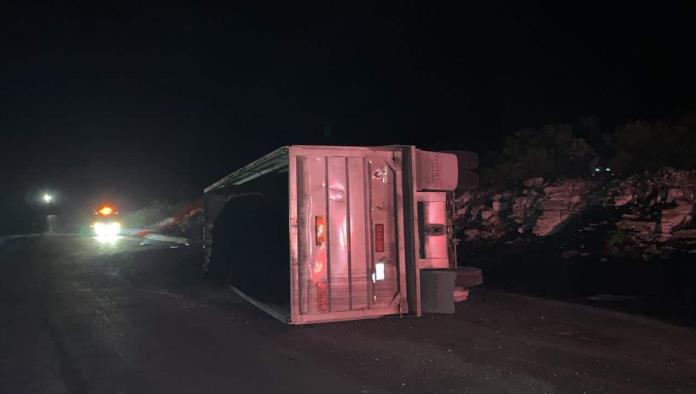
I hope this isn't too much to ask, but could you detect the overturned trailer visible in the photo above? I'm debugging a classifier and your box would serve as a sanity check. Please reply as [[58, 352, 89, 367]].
[[203, 145, 476, 324]]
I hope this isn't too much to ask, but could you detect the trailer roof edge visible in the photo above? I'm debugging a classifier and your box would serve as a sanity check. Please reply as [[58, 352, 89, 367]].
[[204, 146, 289, 194]]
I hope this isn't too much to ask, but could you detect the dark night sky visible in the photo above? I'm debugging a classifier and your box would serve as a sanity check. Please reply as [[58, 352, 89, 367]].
[[2, 2, 695, 221]]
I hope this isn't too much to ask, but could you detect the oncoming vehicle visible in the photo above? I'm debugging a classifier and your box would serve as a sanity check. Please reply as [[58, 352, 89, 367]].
[[92, 205, 121, 237]]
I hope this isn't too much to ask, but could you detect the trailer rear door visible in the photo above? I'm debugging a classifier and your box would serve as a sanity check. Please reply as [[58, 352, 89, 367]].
[[289, 147, 407, 324]]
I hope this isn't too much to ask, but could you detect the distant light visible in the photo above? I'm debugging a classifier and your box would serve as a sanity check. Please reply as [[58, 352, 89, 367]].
[[99, 206, 113, 215], [605, 167, 611, 172], [595, 168, 601, 172], [43, 194, 53, 203]]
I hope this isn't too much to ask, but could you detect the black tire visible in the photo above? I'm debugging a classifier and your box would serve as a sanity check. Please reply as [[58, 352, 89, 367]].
[[456, 266, 483, 288]]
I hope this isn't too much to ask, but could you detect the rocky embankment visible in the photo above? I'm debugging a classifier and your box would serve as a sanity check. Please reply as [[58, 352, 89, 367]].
[[456, 168, 696, 260]]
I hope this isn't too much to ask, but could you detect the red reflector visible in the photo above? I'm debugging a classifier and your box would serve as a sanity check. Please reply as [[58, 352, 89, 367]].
[[375, 224, 385, 252], [315, 215, 326, 246], [318, 282, 329, 312]]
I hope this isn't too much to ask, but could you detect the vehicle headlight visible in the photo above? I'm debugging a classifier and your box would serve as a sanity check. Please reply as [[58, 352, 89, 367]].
[[94, 222, 121, 237]]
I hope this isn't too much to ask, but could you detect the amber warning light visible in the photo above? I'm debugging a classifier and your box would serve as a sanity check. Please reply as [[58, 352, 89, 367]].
[[98, 206, 114, 216], [315, 216, 326, 246]]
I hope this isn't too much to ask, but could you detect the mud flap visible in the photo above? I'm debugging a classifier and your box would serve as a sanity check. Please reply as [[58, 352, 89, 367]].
[[420, 269, 457, 314]]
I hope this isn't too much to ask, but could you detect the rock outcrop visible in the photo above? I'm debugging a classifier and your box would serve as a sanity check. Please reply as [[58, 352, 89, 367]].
[[455, 168, 696, 260], [533, 180, 594, 236], [455, 178, 595, 240], [608, 169, 696, 258]]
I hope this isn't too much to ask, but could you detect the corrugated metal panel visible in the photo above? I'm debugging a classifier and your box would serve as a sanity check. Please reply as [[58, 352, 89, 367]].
[[367, 157, 399, 309], [327, 157, 349, 311], [289, 146, 406, 324], [347, 157, 368, 310]]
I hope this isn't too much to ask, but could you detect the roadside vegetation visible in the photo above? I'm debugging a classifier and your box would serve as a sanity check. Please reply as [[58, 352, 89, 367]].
[[481, 112, 696, 188]]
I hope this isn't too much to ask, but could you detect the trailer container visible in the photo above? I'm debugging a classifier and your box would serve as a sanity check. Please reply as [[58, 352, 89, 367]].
[[203, 145, 467, 324]]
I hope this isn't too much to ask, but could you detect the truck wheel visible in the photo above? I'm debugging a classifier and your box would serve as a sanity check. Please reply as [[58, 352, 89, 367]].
[[456, 266, 483, 288]]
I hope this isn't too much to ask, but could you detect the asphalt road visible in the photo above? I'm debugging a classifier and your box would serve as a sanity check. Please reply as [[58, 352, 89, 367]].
[[1, 235, 695, 393]]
